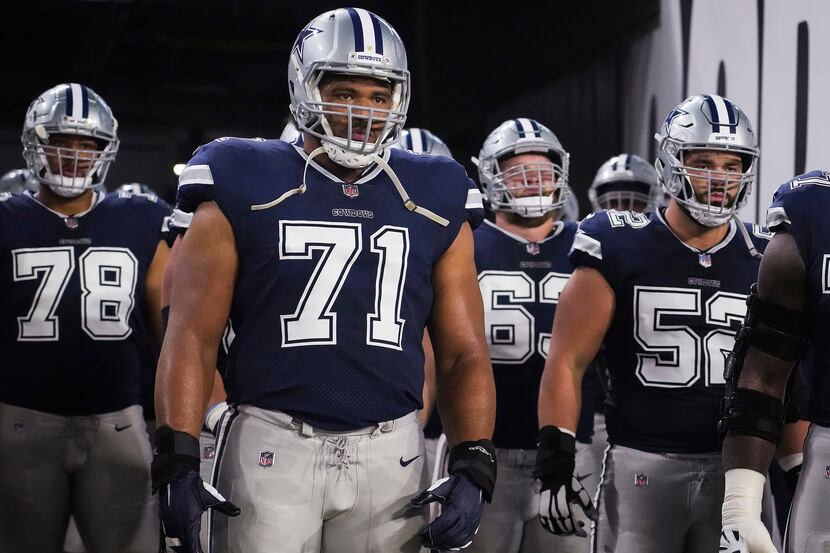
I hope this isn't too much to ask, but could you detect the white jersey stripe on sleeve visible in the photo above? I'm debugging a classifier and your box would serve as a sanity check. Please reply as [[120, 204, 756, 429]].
[[571, 231, 603, 260], [178, 164, 214, 187], [465, 188, 484, 209], [766, 206, 790, 228]]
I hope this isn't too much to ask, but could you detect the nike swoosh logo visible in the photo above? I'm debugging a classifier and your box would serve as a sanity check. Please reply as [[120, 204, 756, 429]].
[[399, 455, 420, 467], [115, 424, 132, 432]]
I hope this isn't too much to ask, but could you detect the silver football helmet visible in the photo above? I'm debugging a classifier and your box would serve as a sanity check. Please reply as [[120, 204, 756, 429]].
[[589, 154, 660, 213], [21, 83, 119, 198], [654, 94, 758, 226], [0, 168, 38, 194], [288, 8, 410, 169], [397, 128, 453, 158], [118, 182, 157, 200], [280, 120, 302, 144], [475, 118, 570, 218], [560, 190, 580, 222]]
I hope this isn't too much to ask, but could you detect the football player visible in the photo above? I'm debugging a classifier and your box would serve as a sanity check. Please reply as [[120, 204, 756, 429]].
[[0, 168, 38, 194], [575, 153, 662, 509], [536, 94, 768, 552], [719, 169, 830, 553], [588, 153, 661, 213], [465, 118, 587, 553], [0, 83, 169, 552], [398, 127, 454, 158], [153, 8, 496, 553]]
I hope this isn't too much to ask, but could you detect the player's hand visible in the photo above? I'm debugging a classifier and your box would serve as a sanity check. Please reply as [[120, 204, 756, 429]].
[[533, 426, 597, 537], [537, 473, 597, 536], [720, 527, 777, 553], [721, 469, 778, 553], [158, 469, 240, 552], [153, 426, 240, 553], [410, 474, 483, 551]]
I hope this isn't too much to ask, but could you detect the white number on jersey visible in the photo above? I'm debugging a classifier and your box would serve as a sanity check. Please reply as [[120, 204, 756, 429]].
[[478, 270, 571, 363], [13, 246, 138, 341], [608, 210, 650, 229], [279, 221, 410, 349], [634, 286, 747, 388]]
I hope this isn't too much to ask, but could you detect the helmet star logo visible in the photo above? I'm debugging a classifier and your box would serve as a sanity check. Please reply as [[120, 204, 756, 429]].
[[665, 107, 692, 128], [293, 26, 323, 64]]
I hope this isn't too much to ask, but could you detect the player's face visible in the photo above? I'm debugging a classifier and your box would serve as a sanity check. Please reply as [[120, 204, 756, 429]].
[[45, 134, 101, 179], [605, 196, 649, 213], [319, 75, 394, 144], [683, 150, 744, 208], [499, 153, 558, 198]]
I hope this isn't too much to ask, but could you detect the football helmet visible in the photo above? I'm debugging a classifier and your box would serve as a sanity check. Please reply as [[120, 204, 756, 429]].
[[475, 118, 570, 218], [589, 153, 660, 213], [654, 94, 758, 227], [118, 182, 158, 200], [22, 83, 119, 198], [288, 8, 409, 169], [0, 168, 38, 194], [560, 190, 580, 222], [398, 128, 453, 158]]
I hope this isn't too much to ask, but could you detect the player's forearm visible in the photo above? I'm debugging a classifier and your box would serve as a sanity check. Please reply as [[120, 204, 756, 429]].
[[155, 335, 217, 438], [437, 352, 495, 446], [538, 360, 582, 432]]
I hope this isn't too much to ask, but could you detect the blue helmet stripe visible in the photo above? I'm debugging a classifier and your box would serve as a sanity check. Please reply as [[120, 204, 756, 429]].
[[346, 8, 364, 52], [370, 12, 384, 55], [80, 85, 89, 119], [513, 119, 524, 137], [65, 85, 74, 118], [403, 132, 412, 149], [723, 97, 737, 134], [529, 119, 542, 137], [704, 95, 721, 133], [624, 154, 631, 170]]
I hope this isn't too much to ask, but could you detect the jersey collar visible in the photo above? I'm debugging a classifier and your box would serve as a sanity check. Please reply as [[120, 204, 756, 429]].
[[654, 208, 737, 254], [482, 218, 565, 244], [24, 189, 106, 220], [292, 144, 390, 184]]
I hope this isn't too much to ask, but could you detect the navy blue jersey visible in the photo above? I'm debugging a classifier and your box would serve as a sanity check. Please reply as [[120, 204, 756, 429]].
[[767, 170, 830, 426], [0, 190, 168, 415], [176, 138, 484, 431], [475, 219, 577, 449], [570, 209, 769, 453]]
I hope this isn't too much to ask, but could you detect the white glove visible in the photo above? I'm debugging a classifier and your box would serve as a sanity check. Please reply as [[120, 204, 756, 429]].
[[721, 469, 778, 553]]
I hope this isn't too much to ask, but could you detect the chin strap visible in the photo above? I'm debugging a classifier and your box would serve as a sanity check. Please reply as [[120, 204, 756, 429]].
[[250, 147, 449, 227], [249, 146, 322, 211], [372, 153, 449, 227], [733, 214, 763, 260]]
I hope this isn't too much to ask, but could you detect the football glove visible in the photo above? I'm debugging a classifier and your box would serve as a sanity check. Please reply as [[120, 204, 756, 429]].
[[411, 439, 496, 551], [534, 426, 597, 537], [722, 469, 777, 553], [153, 426, 240, 553]]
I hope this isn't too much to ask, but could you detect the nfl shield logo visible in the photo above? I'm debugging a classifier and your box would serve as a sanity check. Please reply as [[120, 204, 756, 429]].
[[526, 242, 541, 256], [634, 473, 649, 487], [342, 184, 359, 198], [202, 445, 215, 460], [824, 465, 830, 479], [259, 450, 274, 468], [698, 253, 712, 268]]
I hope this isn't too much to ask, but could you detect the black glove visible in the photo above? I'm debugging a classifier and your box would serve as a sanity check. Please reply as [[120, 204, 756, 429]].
[[152, 426, 240, 553], [411, 439, 497, 551], [534, 426, 597, 537]]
